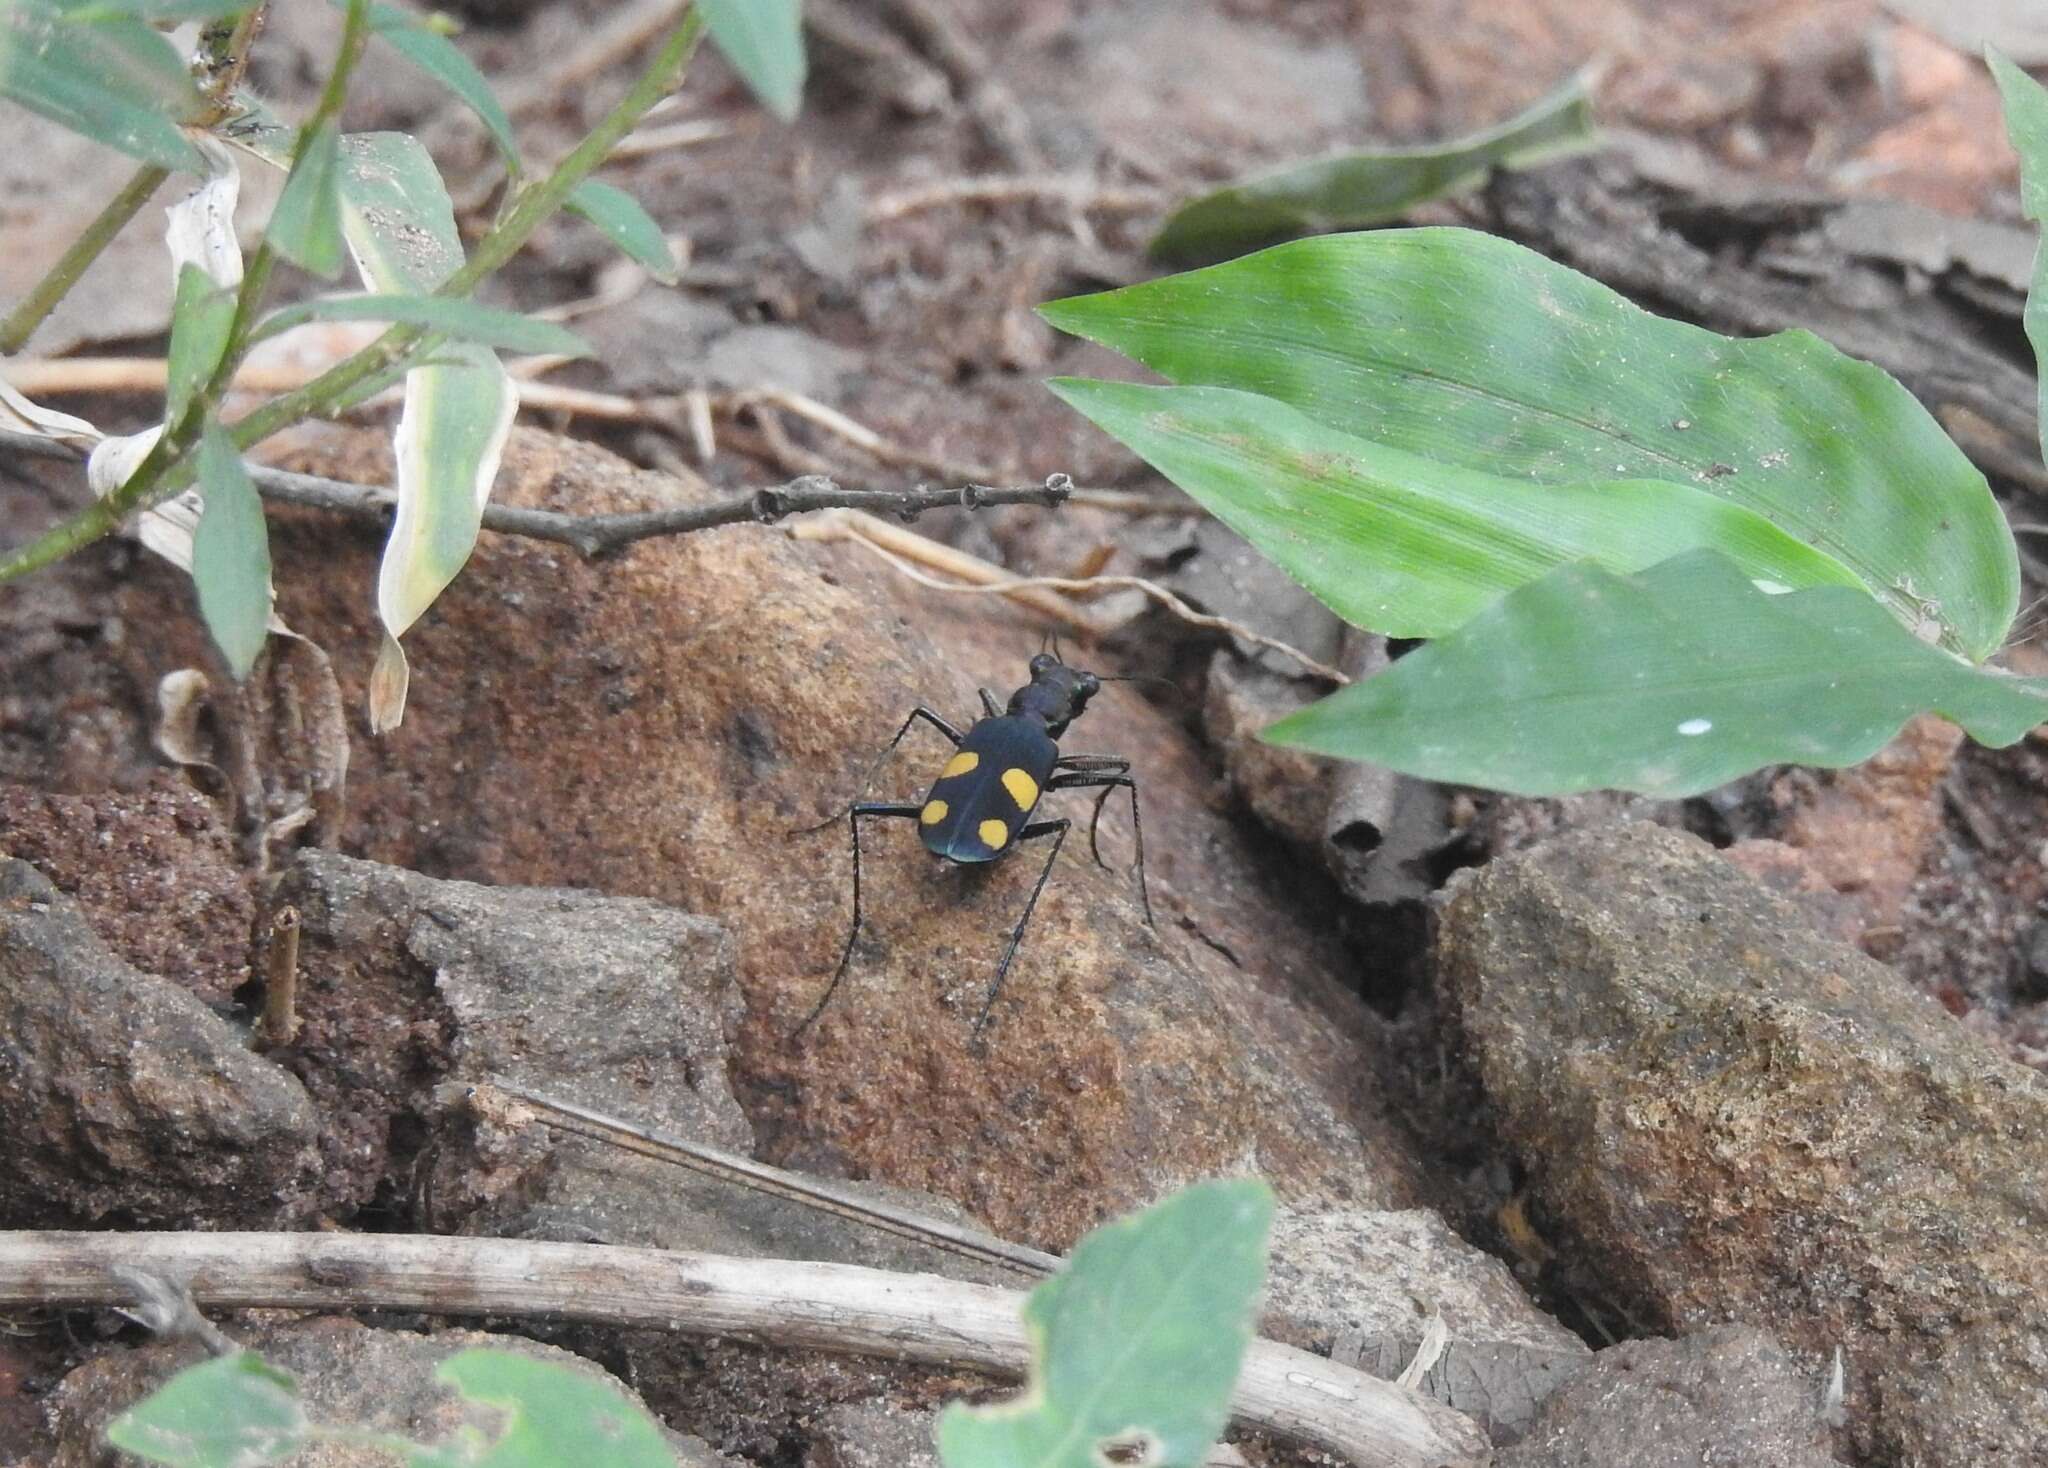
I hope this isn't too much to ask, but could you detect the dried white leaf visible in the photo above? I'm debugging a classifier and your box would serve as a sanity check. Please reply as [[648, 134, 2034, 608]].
[[154, 668, 219, 772], [164, 134, 243, 290], [1394, 1309, 1450, 1390], [0, 376, 100, 443]]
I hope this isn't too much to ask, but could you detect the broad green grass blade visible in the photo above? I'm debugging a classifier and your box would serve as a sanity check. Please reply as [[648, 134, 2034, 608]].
[[1041, 227, 2018, 661], [699, 0, 803, 122], [568, 178, 678, 284], [1266, 549, 2048, 797], [105, 1350, 305, 1468], [937, 1179, 1272, 1468], [254, 293, 590, 356], [1151, 75, 1597, 263], [1051, 378, 1866, 638], [353, 0, 520, 169], [408, 1350, 673, 1468], [166, 263, 235, 424], [191, 422, 273, 678], [0, 0, 209, 171], [1990, 47, 2048, 468], [267, 119, 346, 279]]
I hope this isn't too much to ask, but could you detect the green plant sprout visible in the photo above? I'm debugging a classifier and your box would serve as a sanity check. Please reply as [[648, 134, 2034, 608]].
[[0, 0, 803, 728], [1044, 49, 2048, 799]]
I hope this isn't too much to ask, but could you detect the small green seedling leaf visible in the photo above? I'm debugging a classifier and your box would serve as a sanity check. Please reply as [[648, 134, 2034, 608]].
[[1041, 227, 2019, 661], [267, 119, 346, 278], [567, 178, 678, 284], [1266, 549, 2048, 797], [937, 1178, 1274, 1468], [406, 1348, 674, 1468], [165, 263, 236, 424], [1048, 377, 1866, 639], [253, 293, 591, 357], [190, 422, 273, 678], [699, 0, 804, 122], [1150, 73, 1598, 263], [346, 0, 520, 168], [0, 0, 211, 170], [104, 1350, 307, 1468], [1989, 47, 2048, 466]]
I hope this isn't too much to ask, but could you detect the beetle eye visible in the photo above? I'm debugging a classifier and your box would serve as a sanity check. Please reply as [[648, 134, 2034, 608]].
[[1029, 652, 1057, 675], [1077, 673, 1100, 697]]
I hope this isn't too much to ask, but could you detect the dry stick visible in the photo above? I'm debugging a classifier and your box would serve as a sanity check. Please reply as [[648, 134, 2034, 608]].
[[475, 1079, 1059, 1279], [868, 175, 1167, 224], [795, 508, 1352, 684], [257, 907, 302, 1049], [0, 1231, 1491, 1468]]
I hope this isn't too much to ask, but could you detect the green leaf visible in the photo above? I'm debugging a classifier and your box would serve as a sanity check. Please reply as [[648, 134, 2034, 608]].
[[1990, 47, 2048, 469], [165, 263, 236, 425], [254, 293, 591, 356], [191, 422, 273, 678], [335, 130, 466, 290], [104, 1350, 306, 1468], [1265, 549, 2048, 798], [1049, 378, 1867, 639], [567, 178, 678, 284], [349, 0, 519, 168], [420, 1349, 674, 1468], [267, 119, 346, 279], [58, 0, 254, 19], [937, 1179, 1273, 1468], [1150, 74, 1598, 263], [699, 0, 804, 122], [0, 0, 210, 171], [1040, 227, 2020, 661]]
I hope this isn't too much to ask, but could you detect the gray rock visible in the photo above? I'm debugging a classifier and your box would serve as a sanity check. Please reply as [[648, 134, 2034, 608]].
[[45, 1317, 734, 1468], [0, 860, 319, 1227], [1435, 821, 2048, 1464], [805, 1399, 940, 1468], [1497, 1325, 1843, 1467]]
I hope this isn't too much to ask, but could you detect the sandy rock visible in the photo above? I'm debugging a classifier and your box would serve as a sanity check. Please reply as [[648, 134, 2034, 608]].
[[1496, 1325, 1842, 1467], [44, 1317, 733, 1468], [261, 427, 1426, 1249], [805, 1399, 941, 1468], [0, 860, 318, 1226], [0, 780, 255, 1005], [1435, 820, 2048, 1463]]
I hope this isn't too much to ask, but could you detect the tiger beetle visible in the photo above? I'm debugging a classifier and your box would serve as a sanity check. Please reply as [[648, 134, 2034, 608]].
[[794, 650, 1154, 1041]]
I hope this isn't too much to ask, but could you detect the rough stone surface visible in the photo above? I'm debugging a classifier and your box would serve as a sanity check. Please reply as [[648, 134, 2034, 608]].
[[0, 859, 319, 1227], [1435, 821, 2048, 1463], [44, 1317, 735, 1468], [805, 1400, 942, 1468], [0, 780, 255, 1005], [1496, 1326, 1842, 1467], [258, 427, 1426, 1249]]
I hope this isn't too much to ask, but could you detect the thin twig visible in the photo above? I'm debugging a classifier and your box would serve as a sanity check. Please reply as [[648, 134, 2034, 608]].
[[0, 164, 169, 355], [258, 907, 302, 1049], [797, 508, 1351, 682], [868, 175, 1167, 224], [0, 1231, 1492, 1468], [476, 1079, 1058, 1279]]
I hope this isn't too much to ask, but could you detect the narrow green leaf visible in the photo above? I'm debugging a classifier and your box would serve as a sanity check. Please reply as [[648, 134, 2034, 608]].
[[567, 178, 678, 284], [699, 0, 804, 122], [1050, 377, 1867, 639], [428, 1349, 674, 1468], [267, 119, 346, 278], [104, 1351, 306, 1468], [1265, 549, 2048, 798], [345, 0, 520, 168], [1041, 227, 2019, 661], [58, 0, 254, 20], [191, 423, 273, 678], [335, 130, 464, 290], [937, 1180, 1273, 1468], [165, 262, 236, 424], [1989, 47, 2048, 468], [0, 0, 209, 171], [1151, 74, 1598, 263], [254, 293, 590, 356]]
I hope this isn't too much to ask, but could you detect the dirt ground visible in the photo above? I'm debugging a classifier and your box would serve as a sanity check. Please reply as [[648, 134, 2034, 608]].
[[5, 0, 2048, 1464]]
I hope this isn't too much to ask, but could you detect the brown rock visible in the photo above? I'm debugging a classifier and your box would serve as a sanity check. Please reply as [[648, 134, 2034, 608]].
[[1435, 821, 2048, 1464], [1497, 1325, 1842, 1467], [0, 860, 318, 1226], [0, 779, 254, 1006]]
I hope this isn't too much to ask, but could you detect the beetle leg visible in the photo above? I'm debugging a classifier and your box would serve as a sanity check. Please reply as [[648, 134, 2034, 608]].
[[971, 817, 1070, 1045], [793, 706, 964, 835], [792, 801, 922, 1039], [979, 687, 1001, 719], [1047, 769, 1152, 928]]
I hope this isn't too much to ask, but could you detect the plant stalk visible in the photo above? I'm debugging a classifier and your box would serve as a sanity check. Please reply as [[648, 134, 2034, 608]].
[[0, 165, 169, 355]]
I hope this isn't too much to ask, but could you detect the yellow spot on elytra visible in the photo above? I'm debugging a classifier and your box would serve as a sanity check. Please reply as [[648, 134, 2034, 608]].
[[1001, 768, 1039, 809], [978, 818, 1009, 848], [921, 800, 948, 825], [942, 750, 979, 778]]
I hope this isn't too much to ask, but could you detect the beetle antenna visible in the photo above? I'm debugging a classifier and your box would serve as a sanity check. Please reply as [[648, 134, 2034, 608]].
[[1098, 673, 1180, 695]]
